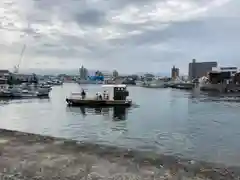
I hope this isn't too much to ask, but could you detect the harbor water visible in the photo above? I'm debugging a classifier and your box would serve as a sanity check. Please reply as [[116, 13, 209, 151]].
[[1, 83, 240, 166]]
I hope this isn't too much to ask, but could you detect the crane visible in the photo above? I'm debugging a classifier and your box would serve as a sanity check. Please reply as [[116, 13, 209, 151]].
[[13, 23, 30, 74], [13, 43, 26, 73]]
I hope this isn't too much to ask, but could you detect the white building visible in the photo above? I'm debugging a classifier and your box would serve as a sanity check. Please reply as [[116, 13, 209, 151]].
[[0, 70, 10, 79], [212, 67, 238, 76]]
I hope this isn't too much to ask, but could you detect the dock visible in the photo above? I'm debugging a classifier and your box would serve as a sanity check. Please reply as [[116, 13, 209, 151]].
[[0, 129, 239, 179]]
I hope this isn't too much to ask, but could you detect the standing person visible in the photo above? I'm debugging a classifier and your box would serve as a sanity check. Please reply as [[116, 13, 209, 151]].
[[105, 90, 109, 100], [99, 94, 102, 100], [81, 89, 86, 99], [103, 90, 106, 99]]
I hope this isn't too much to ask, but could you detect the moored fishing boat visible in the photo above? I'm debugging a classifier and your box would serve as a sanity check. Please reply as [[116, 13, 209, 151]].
[[171, 82, 195, 90], [0, 84, 50, 99], [141, 79, 167, 88], [135, 80, 144, 86]]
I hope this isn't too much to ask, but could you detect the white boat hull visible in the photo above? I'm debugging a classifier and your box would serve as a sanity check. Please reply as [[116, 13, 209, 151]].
[[135, 81, 144, 86], [78, 80, 103, 84], [142, 84, 166, 88], [142, 80, 166, 88]]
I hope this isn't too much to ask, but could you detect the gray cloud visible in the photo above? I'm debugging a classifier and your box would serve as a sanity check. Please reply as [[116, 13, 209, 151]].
[[0, 0, 239, 73], [74, 9, 107, 26], [113, 17, 240, 46]]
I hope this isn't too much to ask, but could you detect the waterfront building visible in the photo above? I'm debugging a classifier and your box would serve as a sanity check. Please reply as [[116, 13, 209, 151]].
[[200, 66, 240, 92], [0, 70, 10, 80], [79, 66, 88, 80], [212, 67, 238, 76], [208, 66, 238, 83], [188, 59, 217, 80], [12, 73, 33, 82], [171, 66, 179, 79]]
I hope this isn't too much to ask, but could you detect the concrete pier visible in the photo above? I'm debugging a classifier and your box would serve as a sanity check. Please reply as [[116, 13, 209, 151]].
[[0, 129, 239, 179]]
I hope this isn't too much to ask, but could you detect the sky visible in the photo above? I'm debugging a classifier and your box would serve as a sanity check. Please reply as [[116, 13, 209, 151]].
[[0, 0, 240, 74]]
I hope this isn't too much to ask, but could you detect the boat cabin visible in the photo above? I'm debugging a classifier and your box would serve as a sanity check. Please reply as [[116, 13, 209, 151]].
[[102, 84, 129, 101]]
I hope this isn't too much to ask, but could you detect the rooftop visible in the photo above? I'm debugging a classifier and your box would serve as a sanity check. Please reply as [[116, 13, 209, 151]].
[[0, 69, 10, 74]]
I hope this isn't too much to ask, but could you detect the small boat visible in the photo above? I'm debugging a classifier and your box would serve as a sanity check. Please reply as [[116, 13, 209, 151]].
[[165, 76, 195, 90], [66, 84, 132, 107], [51, 80, 63, 85], [171, 82, 195, 90], [141, 79, 167, 88], [0, 89, 12, 97], [0, 79, 11, 97], [77, 79, 104, 85], [135, 80, 145, 86], [0, 84, 49, 99]]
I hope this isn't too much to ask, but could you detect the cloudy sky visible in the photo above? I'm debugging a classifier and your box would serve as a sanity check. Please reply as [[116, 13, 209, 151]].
[[0, 0, 240, 74]]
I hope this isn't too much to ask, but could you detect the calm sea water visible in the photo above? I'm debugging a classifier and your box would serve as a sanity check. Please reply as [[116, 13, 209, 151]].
[[1, 83, 240, 166]]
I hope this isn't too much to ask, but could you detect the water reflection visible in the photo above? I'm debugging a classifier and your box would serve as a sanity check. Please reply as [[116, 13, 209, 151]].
[[66, 106, 129, 121], [0, 97, 51, 106], [188, 90, 240, 103]]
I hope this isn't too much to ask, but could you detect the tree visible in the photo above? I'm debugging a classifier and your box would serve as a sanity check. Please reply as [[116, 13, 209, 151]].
[[7, 75, 21, 85], [7, 75, 14, 85]]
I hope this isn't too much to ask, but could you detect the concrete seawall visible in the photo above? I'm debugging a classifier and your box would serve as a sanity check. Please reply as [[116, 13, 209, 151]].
[[0, 128, 239, 179]]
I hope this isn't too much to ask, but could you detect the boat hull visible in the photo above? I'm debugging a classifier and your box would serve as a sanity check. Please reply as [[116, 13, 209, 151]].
[[140, 80, 167, 88], [135, 81, 144, 86], [0, 91, 49, 99], [66, 98, 132, 107], [142, 84, 167, 88], [78, 80, 103, 85], [167, 83, 195, 90]]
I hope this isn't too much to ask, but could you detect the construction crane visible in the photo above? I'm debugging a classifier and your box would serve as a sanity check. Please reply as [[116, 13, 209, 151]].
[[13, 23, 30, 74], [13, 43, 26, 73]]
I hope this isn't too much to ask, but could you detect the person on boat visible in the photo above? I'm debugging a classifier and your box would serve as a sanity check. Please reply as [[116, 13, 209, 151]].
[[81, 89, 86, 99], [103, 90, 109, 100], [95, 92, 102, 100], [103, 90, 107, 99]]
